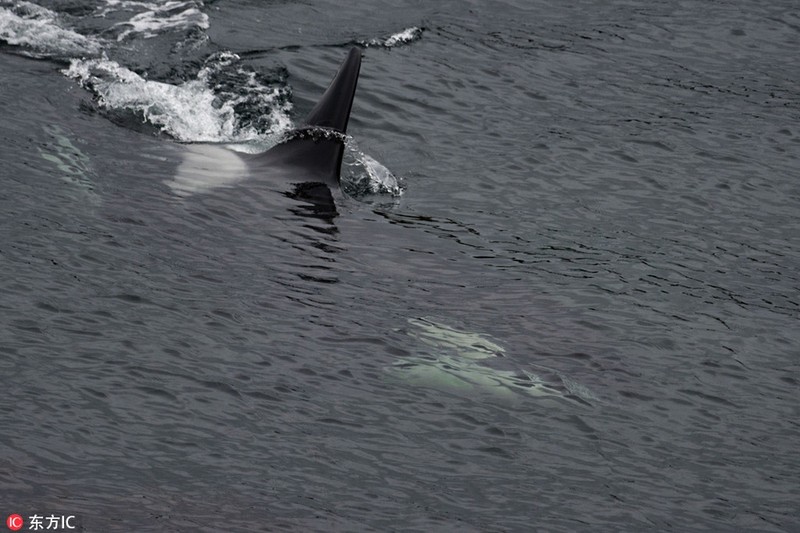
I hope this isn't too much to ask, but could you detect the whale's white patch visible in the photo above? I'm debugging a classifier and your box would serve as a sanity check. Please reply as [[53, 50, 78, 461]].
[[388, 317, 596, 404]]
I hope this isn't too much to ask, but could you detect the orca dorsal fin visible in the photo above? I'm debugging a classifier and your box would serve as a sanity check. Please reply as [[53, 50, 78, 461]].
[[304, 47, 362, 134], [254, 48, 362, 188]]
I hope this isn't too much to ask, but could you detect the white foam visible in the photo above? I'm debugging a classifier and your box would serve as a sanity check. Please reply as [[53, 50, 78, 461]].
[[4, 1, 399, 199], [101, 0, 209, 41], [384, 27, 422, 47], [0, 1, 102, 57], [362, 26, 422, 48], [64, 55, 292, 144]]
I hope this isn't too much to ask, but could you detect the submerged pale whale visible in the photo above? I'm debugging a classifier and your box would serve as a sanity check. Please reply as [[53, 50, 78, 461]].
[[169, 47, 363, 207], [387, 318, 598, 405]]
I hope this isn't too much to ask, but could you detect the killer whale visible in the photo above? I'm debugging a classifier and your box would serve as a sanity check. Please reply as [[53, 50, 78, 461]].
[[248, 47, 362, 184], [169, 47, 363, 209], [386, 318, 598, 405]]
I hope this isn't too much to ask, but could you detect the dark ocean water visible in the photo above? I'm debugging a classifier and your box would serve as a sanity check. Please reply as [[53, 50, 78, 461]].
[[1, 0, 799, 531]]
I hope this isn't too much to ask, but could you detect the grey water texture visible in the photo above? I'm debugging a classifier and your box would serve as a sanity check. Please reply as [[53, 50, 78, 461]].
[[1, 0, 799, 531]]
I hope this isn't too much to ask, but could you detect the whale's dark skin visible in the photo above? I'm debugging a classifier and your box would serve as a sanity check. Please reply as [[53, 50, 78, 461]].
[[242, 47, 362, 206], [170, 48, 363, 212]]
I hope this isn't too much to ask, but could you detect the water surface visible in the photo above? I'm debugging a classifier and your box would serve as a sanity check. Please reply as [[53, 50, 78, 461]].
[[1, 0, 798, 531]]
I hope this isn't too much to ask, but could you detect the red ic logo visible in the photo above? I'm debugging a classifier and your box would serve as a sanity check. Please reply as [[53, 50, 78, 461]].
[[6, 514, 23, 531]]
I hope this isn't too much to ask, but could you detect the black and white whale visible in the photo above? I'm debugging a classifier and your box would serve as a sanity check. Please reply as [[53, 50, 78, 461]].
[[169, 47, 363, 209]]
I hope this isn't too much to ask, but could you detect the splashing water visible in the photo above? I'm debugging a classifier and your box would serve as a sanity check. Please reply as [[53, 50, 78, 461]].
[[0, 1, 103, 57], [271, 126, 403, 198], [342, 137, 404, 197], [99, 0, 209, 41], [3, 0, 404, 200], [64, 53, 293, 144], [361, 26, 423, 48]]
